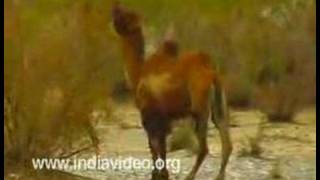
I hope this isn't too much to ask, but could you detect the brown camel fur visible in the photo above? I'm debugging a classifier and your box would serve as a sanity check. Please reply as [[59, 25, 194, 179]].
[[112, 2, 232, 180]]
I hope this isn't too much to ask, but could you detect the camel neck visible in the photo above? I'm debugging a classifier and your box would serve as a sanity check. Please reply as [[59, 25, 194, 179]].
[[120, 33, 144, 91]]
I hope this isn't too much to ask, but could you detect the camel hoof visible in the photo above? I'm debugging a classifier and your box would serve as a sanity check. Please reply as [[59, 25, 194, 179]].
[[214, 173, 225, 180], [151, 170, 169, 180], [185, 174, 195, 180]]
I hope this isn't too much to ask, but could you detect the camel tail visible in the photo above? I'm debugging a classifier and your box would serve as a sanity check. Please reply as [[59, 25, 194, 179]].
[[210, 77, 229, 123]]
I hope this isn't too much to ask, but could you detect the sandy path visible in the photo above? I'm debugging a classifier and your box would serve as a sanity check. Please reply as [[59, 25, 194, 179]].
[[66, 103, 316, 180]]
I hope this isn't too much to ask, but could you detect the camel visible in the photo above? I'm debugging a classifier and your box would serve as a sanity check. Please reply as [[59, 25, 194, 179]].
[[111, 2, 232, 180]]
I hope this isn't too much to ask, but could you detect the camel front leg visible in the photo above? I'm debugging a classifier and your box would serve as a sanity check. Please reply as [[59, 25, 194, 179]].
[[148, 133, 169, 180]]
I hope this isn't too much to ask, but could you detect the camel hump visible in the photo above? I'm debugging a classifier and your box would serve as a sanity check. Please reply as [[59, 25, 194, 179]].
[[179, 51, 212, 69]]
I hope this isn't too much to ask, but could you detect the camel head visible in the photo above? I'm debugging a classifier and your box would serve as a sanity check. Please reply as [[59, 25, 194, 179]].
[[111, 1, 142, 36]]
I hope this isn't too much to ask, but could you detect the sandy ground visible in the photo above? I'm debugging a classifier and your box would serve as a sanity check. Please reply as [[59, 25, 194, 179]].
[[64, 102, 316, 180]]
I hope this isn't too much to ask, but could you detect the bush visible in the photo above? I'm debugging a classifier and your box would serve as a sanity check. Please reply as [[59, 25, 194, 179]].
[[253, 0, 315, 122], [4, 0, 114, 169], [238, 121, 264, 158], [225, 73, 255, 108]]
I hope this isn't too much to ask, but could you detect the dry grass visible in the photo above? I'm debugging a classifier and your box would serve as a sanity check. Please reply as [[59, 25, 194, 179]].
[[168, 120, 199, 154], [238, 121, 264, 158]]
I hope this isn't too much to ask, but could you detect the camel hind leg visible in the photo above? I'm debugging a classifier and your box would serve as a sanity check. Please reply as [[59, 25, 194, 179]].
[[186, 83, 210, 180], [211, 116, 232, 180], [211, 85, 232, 180]]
